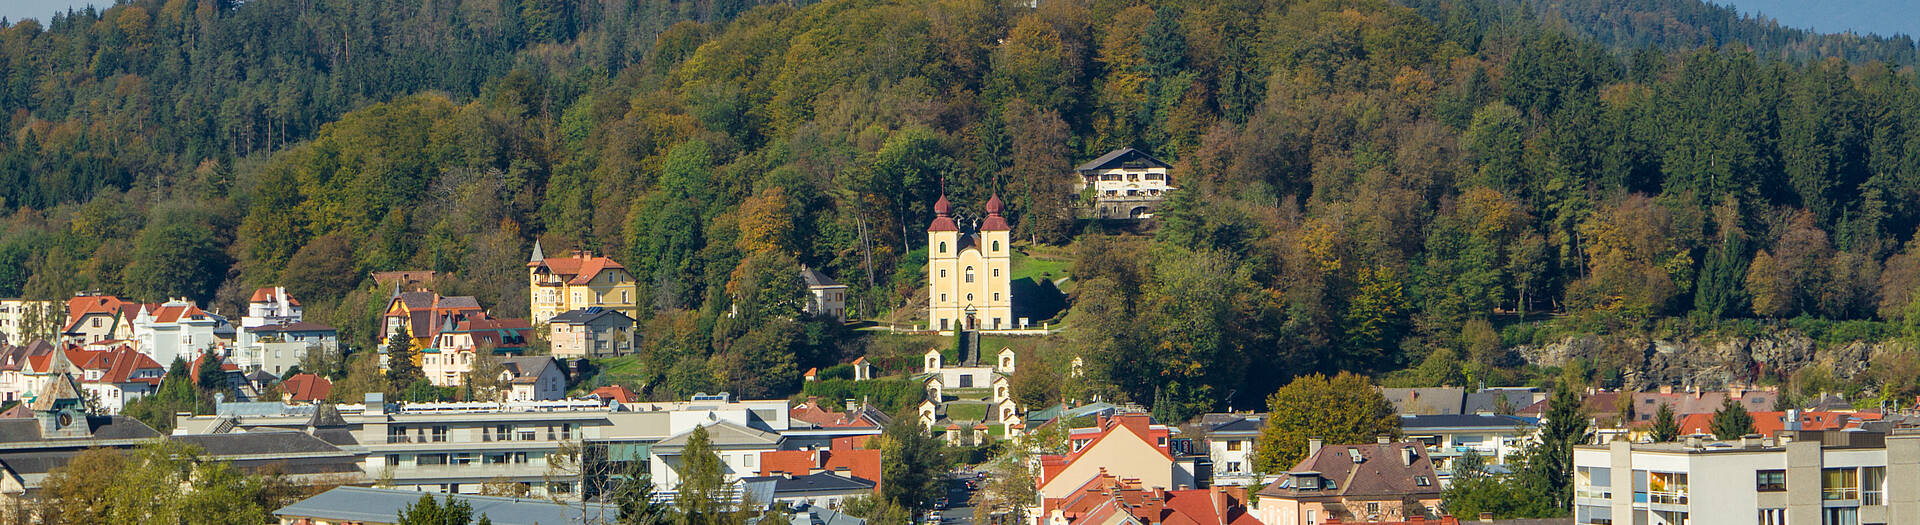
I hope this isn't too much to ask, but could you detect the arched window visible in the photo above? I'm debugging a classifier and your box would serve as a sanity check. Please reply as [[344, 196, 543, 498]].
[[992, 241, 1000, 251], [967, 293, 975, 301], [939, 242, 947, 253], [965, 266, 975, 283]]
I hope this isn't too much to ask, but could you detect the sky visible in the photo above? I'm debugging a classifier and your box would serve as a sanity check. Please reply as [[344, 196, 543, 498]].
[[1, 1, 103, 24], [1717, 0, 1919, 38]]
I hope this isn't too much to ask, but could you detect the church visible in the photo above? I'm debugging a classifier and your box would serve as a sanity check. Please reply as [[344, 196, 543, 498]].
[[926, 194, 1014, 332]]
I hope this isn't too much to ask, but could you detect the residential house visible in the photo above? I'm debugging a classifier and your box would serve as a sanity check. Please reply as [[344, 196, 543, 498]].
[[1627, 388, 1778, 425], [1380, 387, 1466, 416], [69, 346, 166, 415], [0, 341, 59, 403], [1198, 413, 1267, 486], [527, 244, 639, 325], [274, 486, 617, 525], [589, 384, 639, 404], [1398, 414, 1538, 475], [379, 291, 484, 350], [1035, 413, 1201, 501], [650, 421, 787, 490], [1573, 429, 1920, 525], [801, 266, 848, 322], [547, 307, 636, 358], [1043, 472, 1263, 525], [280, 373, 333, 403], [501, 357, 566, 401], [237, 321, 338, 377], [1463, 387, 1545, 415], [420, 315, 534, 389], [0, 299, 56, 346], [60, 294, 151, 345], [758, 436, 882, 487], [1252, 439, 1443, 525], [1072, 147, 1176, 219], [240, 287, 303, 329], [130, 298, 220, 366], [741, 472, 877, 510], [926, 194, 1015, 332]]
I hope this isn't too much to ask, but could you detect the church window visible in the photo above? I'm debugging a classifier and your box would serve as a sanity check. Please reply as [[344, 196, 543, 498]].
[[993, 293, 1000, 301], [967, 294, 975, 301], [992, 241, 1000, 251], [993, 269, 999, 277], [940, 269, 946, 278], [939, 242, 947, 253], [965, 267, 975, 283], [940, 294, 947, 302]]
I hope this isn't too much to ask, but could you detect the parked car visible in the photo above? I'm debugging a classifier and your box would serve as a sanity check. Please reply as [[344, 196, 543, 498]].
[[935, 497, 949, 510], [927, 511, 943, 523]]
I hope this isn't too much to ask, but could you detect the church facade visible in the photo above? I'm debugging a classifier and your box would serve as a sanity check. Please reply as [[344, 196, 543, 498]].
[[927, 194, 1014, 332]]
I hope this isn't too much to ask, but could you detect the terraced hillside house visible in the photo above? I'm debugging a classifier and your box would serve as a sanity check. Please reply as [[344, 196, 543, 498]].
[[1073, 147, 1176, 219], [527, 243, 639, 325], [547, 307, 635, 358]]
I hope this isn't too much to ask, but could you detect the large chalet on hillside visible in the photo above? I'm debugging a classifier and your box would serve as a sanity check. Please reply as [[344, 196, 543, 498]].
[[1074, 147, 1176, 219]]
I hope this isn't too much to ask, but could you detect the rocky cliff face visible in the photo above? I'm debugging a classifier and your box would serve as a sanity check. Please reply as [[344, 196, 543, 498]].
[[1512, 332, 1892, 390]]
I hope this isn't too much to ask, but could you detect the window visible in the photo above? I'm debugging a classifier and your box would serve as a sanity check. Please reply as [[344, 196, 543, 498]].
[[993, 293, 1000, 301], [1414, 475, 1431, 487], [1824, 507, 1858, 525], [386, 454, 402, 466], [745, 454, 756, 468], [992, 268, 999, 277], [418, 454, 449, 465], [93, 318, 101, 328], [1646, 471, 1686, 505], [992, 241, 1000, 251], [940, 294, 947, 302], [1577, 467, 1613, 499], [939, 242, 947, 253], [965, 266, 975, 283], [966, 293, 975, 302], [1227, 440, 1243, 451], [430, 426, 448, 442], [1755, 470, 1786, 492], [1758, 509, 1786, 525], [388, 426, 409, 444], [1823, 468, 1859, 501], [939, 269, 947, 278], [1861, 466, 1884, 505], [1225, 461, 1243, 473], [1577, 505, 1613, 525]]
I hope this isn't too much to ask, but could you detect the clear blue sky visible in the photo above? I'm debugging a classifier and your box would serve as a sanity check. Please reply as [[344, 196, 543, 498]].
[[1717, 0, 1919, 38], [1, 0, 103, 24]]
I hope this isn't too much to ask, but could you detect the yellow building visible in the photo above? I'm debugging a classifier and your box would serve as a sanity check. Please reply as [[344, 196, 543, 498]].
[[927, 194, 1013, 332], [527, 243, 640, 325]]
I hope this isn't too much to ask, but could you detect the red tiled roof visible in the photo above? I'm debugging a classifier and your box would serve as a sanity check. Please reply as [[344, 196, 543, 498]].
[[149, 303, 213, 324], [528, 251, 629, 285], [590, 385, 639, 403], [85, 346, 164, 385], [282, 373, 333, 402], [790, 399, 886, 429], [1046, 474, 1263, 525], [758, 439, 884, 493], [249, 287, 301, 306]]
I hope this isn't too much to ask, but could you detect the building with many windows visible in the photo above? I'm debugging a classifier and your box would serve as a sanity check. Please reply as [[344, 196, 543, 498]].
[[1572, 428, 1920, 525], [527, 243, 639, 325], [1073, 147, 1176, 219]]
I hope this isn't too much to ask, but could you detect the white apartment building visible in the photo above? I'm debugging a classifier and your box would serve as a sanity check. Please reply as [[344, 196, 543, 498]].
[[1573, 429, 1920, 525], [0, 299, 56, 345], [173, 393, 803, 500], [130, 299, 219, 366]]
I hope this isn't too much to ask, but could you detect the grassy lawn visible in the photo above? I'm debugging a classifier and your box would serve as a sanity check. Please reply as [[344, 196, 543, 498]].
[[577, 355, 648, 392], [946, 402, 989, 422], [1011, 243, 1073, 285]]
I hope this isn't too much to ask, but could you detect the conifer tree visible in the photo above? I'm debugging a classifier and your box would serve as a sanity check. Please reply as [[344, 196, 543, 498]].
[[1650, 402, 1681, 442], [1711, 397, 1755, 440], [385, 326, 421, 387]]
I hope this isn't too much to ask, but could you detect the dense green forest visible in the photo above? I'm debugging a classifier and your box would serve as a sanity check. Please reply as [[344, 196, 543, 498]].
[[7, 0, 1920, 419]]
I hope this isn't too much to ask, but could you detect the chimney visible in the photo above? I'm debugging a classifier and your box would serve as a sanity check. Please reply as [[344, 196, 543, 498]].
[[1686, 435, 1703, 450], [1478, 512, 1493, 523], [1308, 437, 1323, 457], [1377, 435, 1391, 444]]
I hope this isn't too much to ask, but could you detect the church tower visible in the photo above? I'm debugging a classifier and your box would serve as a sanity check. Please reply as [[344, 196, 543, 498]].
[[927, 194, 1014, 332]]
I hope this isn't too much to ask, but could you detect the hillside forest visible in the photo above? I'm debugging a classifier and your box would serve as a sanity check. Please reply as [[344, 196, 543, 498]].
[[7, 0, 1920, 421]]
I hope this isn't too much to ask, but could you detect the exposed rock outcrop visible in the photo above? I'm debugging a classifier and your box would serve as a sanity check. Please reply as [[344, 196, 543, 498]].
[[1512, 332, 1896, 391]]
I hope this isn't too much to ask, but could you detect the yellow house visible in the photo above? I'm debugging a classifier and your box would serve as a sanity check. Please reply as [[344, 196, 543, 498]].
[[527, 243, 640, 325], [927, 194, 1013, 332]]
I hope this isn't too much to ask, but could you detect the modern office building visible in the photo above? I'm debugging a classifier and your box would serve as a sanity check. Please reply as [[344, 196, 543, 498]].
[[1573, 429, 1920, 525]]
